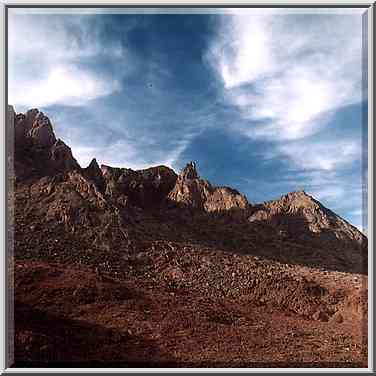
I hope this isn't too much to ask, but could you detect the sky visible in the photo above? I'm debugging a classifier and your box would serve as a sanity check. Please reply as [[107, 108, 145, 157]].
[[8, 8, 368, 232]]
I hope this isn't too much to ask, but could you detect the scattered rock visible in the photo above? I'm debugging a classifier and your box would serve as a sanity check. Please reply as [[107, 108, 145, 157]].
[[331, 312, 344, 324], [312, 310, 329, 322]]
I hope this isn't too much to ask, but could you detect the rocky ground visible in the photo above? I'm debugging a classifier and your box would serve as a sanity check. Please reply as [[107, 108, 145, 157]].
[[13, 258, 367, 367], [8, 107, 368, 368]]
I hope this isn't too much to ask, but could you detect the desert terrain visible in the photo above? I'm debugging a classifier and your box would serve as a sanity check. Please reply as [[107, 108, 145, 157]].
[[9, 107, 368, 367]]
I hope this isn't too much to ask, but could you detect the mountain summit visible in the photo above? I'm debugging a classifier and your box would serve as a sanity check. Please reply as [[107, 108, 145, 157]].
[[9, 106, 368, 367], [249, 190, 365, 243], [168, 161, 248, 212], [10, 106, 366, 275]]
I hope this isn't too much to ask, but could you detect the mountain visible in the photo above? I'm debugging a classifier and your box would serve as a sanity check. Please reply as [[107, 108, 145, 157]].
[[168, 161, 248, 212], [9, 107, 368, 367], [248, 190, 366, 272], [249, 190, 365, 244], [101, 163, 177, 208]]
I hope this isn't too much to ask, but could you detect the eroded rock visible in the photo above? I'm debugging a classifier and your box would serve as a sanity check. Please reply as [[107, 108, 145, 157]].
[[168, 162, 249, 213]]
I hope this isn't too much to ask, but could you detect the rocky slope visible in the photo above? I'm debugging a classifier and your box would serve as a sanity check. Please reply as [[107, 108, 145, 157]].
[[8, 107, 368, 367], [249, 190, 365, 244], [247, 191, 367, 273]]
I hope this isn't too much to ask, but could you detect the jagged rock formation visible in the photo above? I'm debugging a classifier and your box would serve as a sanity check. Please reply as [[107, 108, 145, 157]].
[[28, 112, 57, 148], [11, 108, 131, 261], [50, 139, 79, 173], [168, 162, 248, 212], [13, 108, 80, 179], [101, 164, 177, 208], [205, 186, 249, 213], [9, 107, 368, 367], [83, 158, 106, 193], [10, 106, 367, 274]]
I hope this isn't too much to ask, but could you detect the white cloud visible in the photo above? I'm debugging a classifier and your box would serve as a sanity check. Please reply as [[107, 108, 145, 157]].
[[73, 142, 149, 170], [209, 12, 363, 141], [278, 139, 361, 171], [9, 65, 120, 108], [48, 105, 202, 172], [71, 138, 190, 172], [208, 11, 366, 230], [308, 186, 346, 203], [8, 12, 126, 107]]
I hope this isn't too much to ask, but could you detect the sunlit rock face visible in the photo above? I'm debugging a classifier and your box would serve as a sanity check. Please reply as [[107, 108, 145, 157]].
[[168, 162, 248, 212], [248, 190, 366, 252]]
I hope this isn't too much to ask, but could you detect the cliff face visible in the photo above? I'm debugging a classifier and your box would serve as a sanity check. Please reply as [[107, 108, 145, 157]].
[[101, 164, 177, 208], [13, 108, 80, 180], [10, 106, 367, 274], [168, 162, 248, 212]]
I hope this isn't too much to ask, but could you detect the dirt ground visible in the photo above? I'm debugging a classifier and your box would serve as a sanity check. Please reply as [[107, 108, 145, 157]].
[[12, 258, 367, 368]]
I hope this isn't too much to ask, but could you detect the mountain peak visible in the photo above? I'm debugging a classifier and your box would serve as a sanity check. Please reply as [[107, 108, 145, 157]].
[[168, 161, 248, 212], [88, 158, 100, 170], [11, 106, 79, 178], [180, 161, 199, 180], [279, 190, 317, 206], [83, 158, 105, 192], [248, 189, 366, 249], [14, 107, 56, 148], [286, 190, 308, 197]]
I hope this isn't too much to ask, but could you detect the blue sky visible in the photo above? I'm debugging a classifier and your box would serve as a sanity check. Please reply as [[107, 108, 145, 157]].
[[8, 9, 368, 232]]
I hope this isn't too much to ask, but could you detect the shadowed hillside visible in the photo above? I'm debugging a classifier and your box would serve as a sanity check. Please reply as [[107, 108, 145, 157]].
[[9, 107, 368, 367]]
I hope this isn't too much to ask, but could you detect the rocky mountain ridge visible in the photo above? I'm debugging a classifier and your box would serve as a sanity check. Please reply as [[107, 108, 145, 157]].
[[8, 106, 367, 272], [9, 106, 368, 367], [168, 162, 249, 212]]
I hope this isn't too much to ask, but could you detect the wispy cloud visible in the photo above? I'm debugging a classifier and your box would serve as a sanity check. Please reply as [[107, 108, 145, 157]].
[[70, 132, 197, 171], [206, 11, 366, 231], [10, 65, 121, 108], [277, 138, 361, 171], [9, 12, 207, 171], [8, 13, 127, 107], [208, 12, 363, 141]]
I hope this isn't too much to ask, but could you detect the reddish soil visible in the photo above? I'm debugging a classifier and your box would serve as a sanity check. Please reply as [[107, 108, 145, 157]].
[[12, 259, 367, 368]]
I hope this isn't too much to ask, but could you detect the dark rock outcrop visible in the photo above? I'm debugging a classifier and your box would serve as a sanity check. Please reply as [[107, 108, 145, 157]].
[[101, 164, 177, 208], [27, 111, 57, 148], [83, 158, 106, 193], [50, 139, 80, 173], [12, 108, 80, 179], [14, 108, 39, 143]]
